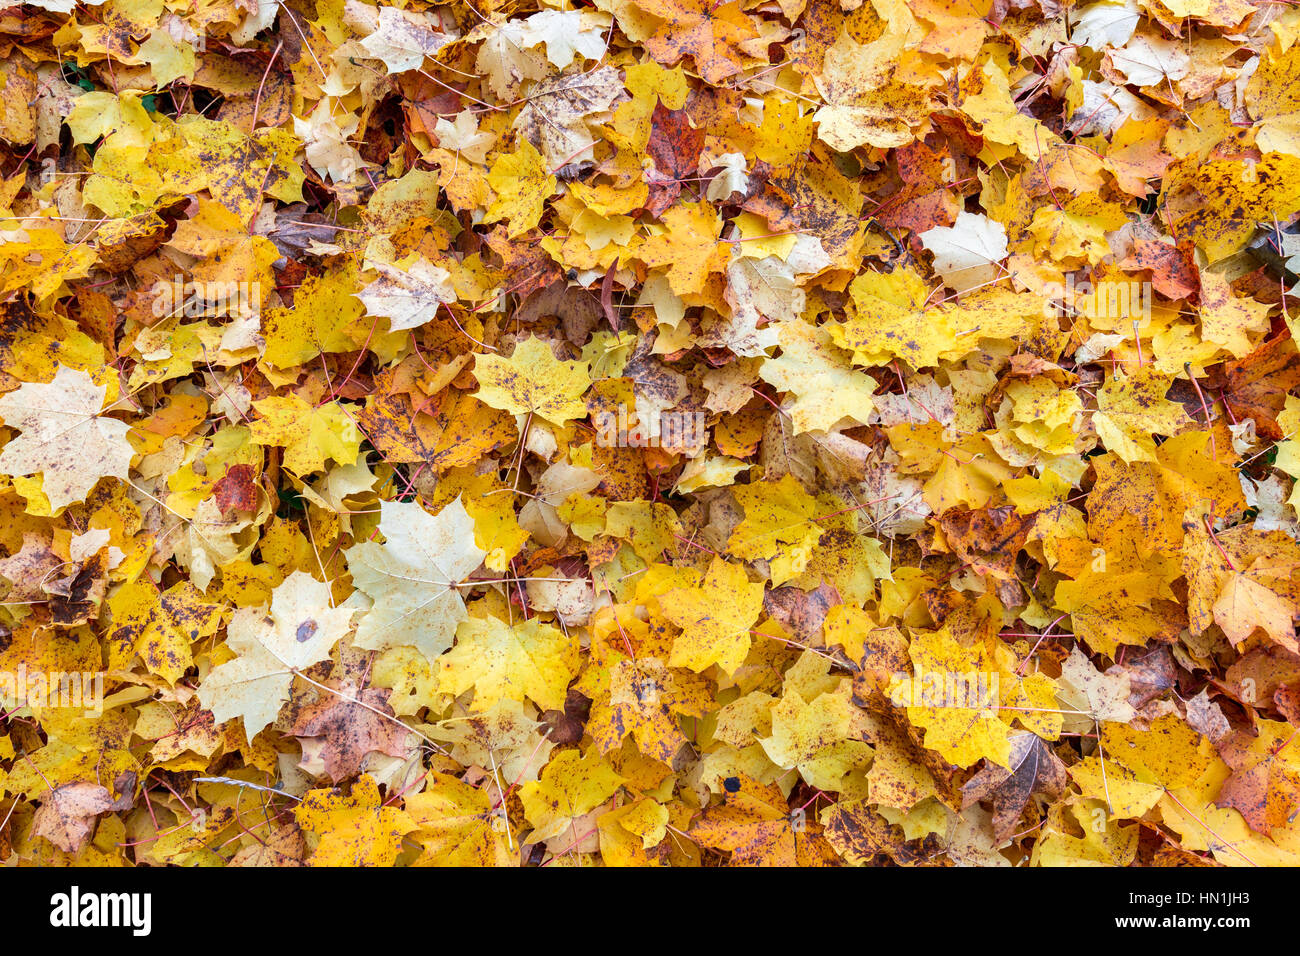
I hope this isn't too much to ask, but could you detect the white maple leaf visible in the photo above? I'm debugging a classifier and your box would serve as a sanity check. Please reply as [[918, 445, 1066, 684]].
[[1107, 35, 1190, 88], [346, 497, 486, 656], [1066, 80, 1152, 136], [361, 6, 455, 74], [0, 365, 133, 511], [356, 257, 457, 331], [919, 211, 1009, 293], [712, 235, 831, 357], [293, 102, 365, 183], [512, 66, 624, 169], [22, 0, 104, 12], [473, 20, 548, 99], [197, 573, 355, 737], [705, 152, 750, 202], [433, 111, 495, 164], [517, 9, 609, 69], [1058, 646, 1137, 724], [1070, 0, 1141, 50], [232, 0, 278, 45]]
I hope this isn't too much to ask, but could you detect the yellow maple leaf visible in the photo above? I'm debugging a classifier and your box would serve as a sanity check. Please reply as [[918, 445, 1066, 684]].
[[760, 322, 877, 434], [520, 746, 623, 843], [813, 33, 941, 151], [636, 202, 727, 296], [165, 198, 280, 292], [248, 396, 362, 475], [471, 336, 591, 425], [832, 267, 952, 369], [1071, 714, 1212, 818], [759, 685, 873, 791], [892, 624, 1012, 769], [295, 774, 417, 866], [725, 473, 824, 584], [661, 557, 763, 674], [108, 578, 221, 684], [1092, 367, 1188, 463], [438, 614, 579, 711], [485, 140, 556, 237], [406, 772, 515, 866]]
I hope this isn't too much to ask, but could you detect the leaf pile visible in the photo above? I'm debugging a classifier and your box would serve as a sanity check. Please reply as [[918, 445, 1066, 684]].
[[3, 0, 1300, 867]]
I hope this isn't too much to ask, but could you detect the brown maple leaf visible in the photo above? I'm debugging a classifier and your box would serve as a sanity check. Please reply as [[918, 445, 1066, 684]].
[[290, 686, 415, 783], [32, 772, 134, 854], [822, 798, 944, 866], [213, 463, 259, 516], [0, 532, 61, 603], [961, 733, 1067, 841], [639, 0, 759, 85], [644, 105, 705, 216], [1213, 335, 1300, 440], [691, 775, 841, 866]]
